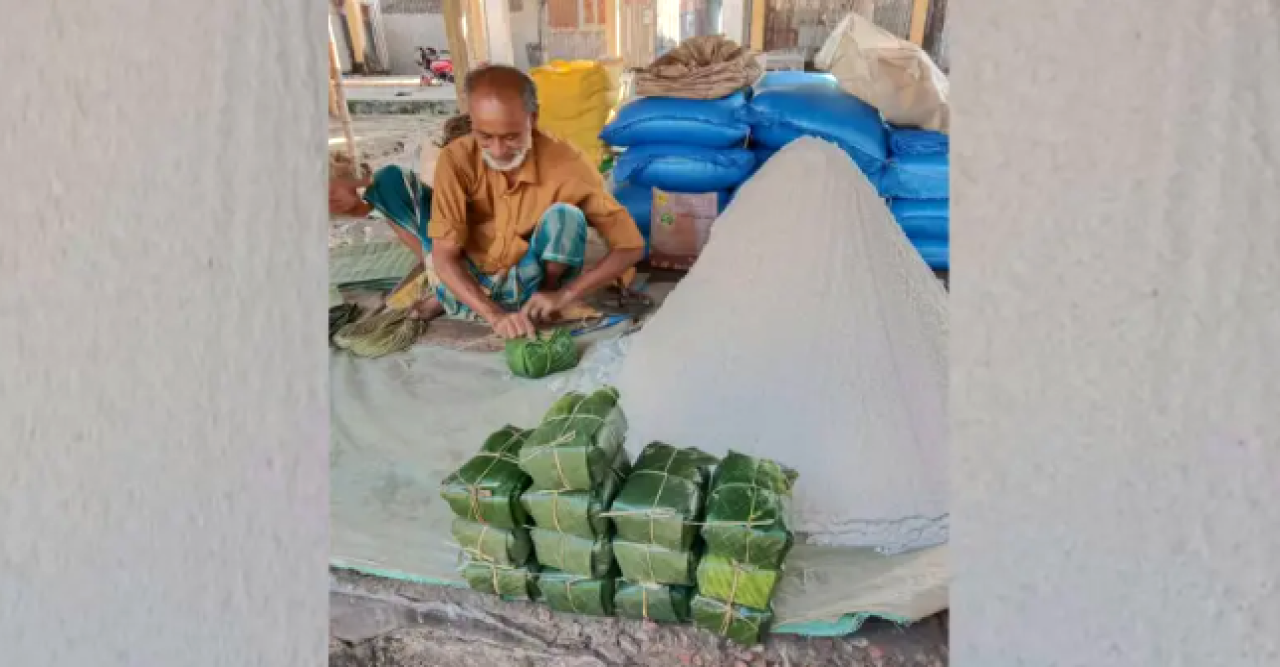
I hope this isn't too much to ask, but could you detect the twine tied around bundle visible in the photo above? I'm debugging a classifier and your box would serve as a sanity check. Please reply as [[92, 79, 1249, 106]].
[[505, 328, 579, 379]]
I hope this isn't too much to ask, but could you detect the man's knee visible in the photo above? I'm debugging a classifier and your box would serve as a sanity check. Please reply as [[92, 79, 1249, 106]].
[[543, 203, 587, 229]]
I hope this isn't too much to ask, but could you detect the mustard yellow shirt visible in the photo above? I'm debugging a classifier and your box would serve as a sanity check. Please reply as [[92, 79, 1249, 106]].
[[428, 130, 644, 274]]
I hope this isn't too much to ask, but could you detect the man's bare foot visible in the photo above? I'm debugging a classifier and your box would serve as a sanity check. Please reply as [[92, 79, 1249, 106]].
[[408, 295, 445, 321]]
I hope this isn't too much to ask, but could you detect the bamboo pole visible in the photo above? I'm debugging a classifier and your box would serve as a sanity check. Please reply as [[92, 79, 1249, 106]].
[[605, 0, 620, 58], [329, 23, 359, 165], [443, 0, 472, 108], [909, 0, 930, 46], [344, 0, 368, 73], [749, 0, 766, 52], [466, 0, 490, 64]]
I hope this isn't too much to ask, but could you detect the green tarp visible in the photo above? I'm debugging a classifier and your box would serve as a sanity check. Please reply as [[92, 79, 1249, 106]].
[[695, 553, 781, 611], [520, 447, 631, 539], [613, 539, 698, 587], [702, 451, 798, 568], [462, 561, 540, 601], [613, 581, 694, 623], [451, 518, 532, 567], [610, 442, 717, 551], [519, 388, 627, 491], [690, 594, 774, 646], [537, 569, 615, 617], [530, 528, 616, 579], [440, 426, 533, 529]]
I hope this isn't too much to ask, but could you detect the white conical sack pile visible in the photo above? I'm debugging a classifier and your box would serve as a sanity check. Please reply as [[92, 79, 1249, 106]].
[[615, 137, 948, 553]]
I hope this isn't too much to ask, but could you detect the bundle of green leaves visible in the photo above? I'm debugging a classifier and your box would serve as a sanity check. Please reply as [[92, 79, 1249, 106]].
[[519, 388, 628, 491], [439, 426, 533, 528], [611, 442, 718, 551], [690, 594, 773, 646], [462, 561, 541, 601], [614, 581, 694, 623], [530, 528, 616, 579], [520, 446, 631, 539], [538, 569, 616, 617], [451, 517, 532, 567], [701, 451, 798, 568]]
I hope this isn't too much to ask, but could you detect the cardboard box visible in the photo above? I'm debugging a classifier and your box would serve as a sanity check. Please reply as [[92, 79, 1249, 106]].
[[649, 189, 720, 270]]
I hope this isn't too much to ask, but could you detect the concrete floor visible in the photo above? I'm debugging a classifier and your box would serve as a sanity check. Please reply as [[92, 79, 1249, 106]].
[[342, 81, 457, 103], [329, 570, 949, 667]]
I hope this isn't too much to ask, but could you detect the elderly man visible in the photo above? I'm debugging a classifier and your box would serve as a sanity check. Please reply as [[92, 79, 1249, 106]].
[[426, 65, 645, 339]]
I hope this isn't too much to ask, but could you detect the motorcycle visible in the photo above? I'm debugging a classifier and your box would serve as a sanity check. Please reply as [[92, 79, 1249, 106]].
[[416, 47, 455, 86]]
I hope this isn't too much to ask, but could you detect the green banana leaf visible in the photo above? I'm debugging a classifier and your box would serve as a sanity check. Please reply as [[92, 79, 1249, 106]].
[[462, 560, 540, 601], [439, 426, 533, 528], [701, 451, 797, 568], [613, 539, 698, 587], [521, 446, 631, 539], [451, 518, 532, 567], [694, 553, 781, 611], [690, 595, 773, 646], [610, 442, 718, 551], [506, 328, 579, 379], [712, 450, 799, 494], [613, 581, 694, 623], [537, 569, 615, 617], [519, 388, 627, 491], [530, 528, 616, 579]]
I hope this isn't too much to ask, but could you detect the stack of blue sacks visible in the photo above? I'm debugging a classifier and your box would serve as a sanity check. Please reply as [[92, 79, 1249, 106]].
[[601, 93, 756, 257], [882, 128, 949, 270], [741, 71, 949, 271]]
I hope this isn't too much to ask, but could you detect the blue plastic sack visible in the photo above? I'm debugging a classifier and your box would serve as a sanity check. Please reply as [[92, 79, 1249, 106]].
[[612, 182, 654, 245], [888, 128, 949, 156], [914, 239, 949, 270], [879, 154, 949, 199], [752, 71, 837, 93], [741, 86, 888, 173], [889, 198, 949, 240], [614, 144, 756, 193], [750, 145, 777, 173], [601, 92, 751, 148]]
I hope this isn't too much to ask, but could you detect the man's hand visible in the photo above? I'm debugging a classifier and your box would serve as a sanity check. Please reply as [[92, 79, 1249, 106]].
[[490, 311, 537, 339], [521, 290, 571, 323]]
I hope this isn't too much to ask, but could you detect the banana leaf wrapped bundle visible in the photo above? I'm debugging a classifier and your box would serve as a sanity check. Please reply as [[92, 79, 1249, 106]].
[[613, 539, 698, 586], [451, 518, 532, 567], [701, 451, 798, 568], [690, 594, 774, 646], [521, 447, 631, 539], [462, 560, 540, 601], [613, 581, 694, 623], [537, 569, 616, 617], [506, 328, 580, 379], [519, 387, 628, 491], [695, 554, 781, 611], [439, 426, 533, 529], [530, 528, 616, 578], [610, 442, 718, 551]]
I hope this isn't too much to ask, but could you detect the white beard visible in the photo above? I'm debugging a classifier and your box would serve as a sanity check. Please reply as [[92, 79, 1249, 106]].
[[480, 129, 533, 172], [481, 145, 530, 172]]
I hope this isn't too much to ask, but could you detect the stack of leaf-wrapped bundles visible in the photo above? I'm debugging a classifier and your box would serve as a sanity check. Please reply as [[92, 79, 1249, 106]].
[[609, 442, 719, 624], [692, 450, 799, 645], [518, 387, 630, 616], [439, 425, 540, 601]]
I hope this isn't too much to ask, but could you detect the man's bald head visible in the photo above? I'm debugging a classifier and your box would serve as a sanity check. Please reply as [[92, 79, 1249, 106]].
[[464, 65, 539, 115], [464, 65, 540, 172]]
